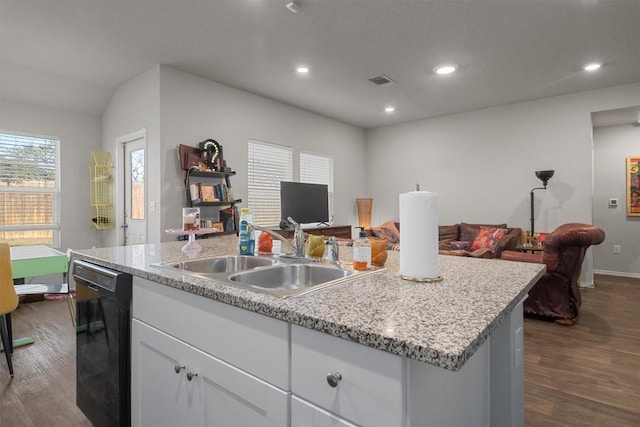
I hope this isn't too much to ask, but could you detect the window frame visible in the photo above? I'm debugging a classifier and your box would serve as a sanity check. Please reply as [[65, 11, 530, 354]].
[[0, 130, 61, 247]]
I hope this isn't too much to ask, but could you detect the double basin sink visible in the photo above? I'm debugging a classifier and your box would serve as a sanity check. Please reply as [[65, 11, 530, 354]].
[[152, 255, 382, 298]]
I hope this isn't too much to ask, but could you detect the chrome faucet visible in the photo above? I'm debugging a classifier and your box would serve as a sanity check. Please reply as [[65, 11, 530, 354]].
[[326, 236, 340, 266], [253, 217, 305, 258]]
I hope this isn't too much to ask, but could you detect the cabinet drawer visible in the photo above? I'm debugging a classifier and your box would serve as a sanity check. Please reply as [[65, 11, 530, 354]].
[[291, 325, 404, 426], [133, 277, 289, 390]]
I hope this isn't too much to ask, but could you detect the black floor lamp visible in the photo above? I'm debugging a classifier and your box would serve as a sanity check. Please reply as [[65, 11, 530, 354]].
[[530, 170, 554, 239]]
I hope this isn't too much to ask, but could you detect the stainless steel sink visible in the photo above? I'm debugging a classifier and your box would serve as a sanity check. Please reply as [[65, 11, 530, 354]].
[[228, 263, 353, 297], [153, 255, 276, 275], [152, 255, 384, 298]]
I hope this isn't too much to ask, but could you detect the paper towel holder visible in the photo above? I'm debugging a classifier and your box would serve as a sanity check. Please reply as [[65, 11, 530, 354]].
[[401, 274, 443, 283]]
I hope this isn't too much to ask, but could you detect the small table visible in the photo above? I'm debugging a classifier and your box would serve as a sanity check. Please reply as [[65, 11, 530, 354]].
[[10, 245, 67, 280], [515, 245, 544, 254], [7, 245, 68, 349]]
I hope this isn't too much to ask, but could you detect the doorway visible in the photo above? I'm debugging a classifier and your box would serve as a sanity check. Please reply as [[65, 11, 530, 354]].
[[118, 129, 147, 246]]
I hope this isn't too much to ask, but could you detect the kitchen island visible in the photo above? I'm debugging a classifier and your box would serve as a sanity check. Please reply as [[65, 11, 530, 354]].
[[71, 235, 545, 427]]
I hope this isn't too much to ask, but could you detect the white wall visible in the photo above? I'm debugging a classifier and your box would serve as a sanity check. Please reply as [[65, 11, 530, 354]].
[[365, 83, 640, 285], [158, 66, 366, 240], [0, 99, 102, 252], [102, 66, 161, 246], [593, 124, 640, 277]]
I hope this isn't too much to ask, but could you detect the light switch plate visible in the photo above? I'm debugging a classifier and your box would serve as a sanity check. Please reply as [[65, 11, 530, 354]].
[[609, 198, 618, 207]]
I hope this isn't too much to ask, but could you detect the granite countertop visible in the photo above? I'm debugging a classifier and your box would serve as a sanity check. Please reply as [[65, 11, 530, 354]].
[[70, 235, 545, 371]]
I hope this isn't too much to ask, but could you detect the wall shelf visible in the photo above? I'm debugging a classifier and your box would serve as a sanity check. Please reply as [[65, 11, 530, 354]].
[[90, 151, 115, 229]]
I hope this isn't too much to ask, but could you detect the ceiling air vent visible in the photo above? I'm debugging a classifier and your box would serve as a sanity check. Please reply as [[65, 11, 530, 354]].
[[368, 74, 396, 86]]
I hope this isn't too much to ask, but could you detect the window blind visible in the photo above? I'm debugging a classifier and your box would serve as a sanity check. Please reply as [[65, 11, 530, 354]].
[[247, 140, 292, 226], [0, 132, 61, 246], [300, 150, 334, 221]]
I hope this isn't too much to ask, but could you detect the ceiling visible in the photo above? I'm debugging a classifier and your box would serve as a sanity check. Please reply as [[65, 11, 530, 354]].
[[1, 0, 639, 129]]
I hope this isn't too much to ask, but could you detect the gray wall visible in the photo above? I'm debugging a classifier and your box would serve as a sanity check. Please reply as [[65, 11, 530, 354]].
[[0, 98, 102, 252], [593, 124, 640, 276], [365, 83, 640, 285], [158, 66, 367, 240], [101, 66, 161, 247]]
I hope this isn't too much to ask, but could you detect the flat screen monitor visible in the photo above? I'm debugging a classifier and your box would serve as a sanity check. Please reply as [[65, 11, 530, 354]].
[[280, 181, 329, 225]]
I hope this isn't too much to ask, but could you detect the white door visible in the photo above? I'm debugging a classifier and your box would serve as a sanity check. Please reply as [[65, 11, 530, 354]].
[[122, 132, 146, 245]]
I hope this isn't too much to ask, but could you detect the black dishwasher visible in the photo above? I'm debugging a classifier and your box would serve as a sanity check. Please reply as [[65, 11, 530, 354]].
[[72, 259, 132, 427]]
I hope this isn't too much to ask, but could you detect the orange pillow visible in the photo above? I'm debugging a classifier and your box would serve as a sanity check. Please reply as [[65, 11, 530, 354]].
[[470, 226, 508, 253], [371, 220, 401, 244]]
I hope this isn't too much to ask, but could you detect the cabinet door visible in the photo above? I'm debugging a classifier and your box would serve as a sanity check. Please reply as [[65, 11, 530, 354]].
[[132, 319, 289, 427], [292, 396, 358, 427], [132, 319, 200, 427]]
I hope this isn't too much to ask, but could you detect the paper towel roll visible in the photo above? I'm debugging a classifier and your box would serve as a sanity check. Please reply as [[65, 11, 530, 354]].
[[399, 191, 439, 280]]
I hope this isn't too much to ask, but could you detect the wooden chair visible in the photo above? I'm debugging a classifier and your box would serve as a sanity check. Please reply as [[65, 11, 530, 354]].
[[0, 243, 20, 376]]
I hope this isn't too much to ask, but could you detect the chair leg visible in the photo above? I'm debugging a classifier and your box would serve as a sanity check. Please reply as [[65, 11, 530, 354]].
[[0, 315, 14, 376], [67, 294, 76, 327], [5, 313, 13, 355]]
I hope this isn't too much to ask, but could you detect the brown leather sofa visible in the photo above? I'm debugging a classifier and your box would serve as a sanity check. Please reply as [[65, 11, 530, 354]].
[[368, 222, 521, 258], [438, 223, 522, 259], [501, 223, 605, 325]]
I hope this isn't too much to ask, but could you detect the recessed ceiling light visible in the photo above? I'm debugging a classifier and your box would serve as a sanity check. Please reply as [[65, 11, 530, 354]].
[[296, 66, 309, 74], [385, 106, 395, 113], [583, 62, 602, 72], [434, 64, 457, 75]]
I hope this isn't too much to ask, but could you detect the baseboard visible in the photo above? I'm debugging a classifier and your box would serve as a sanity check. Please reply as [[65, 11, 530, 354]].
[[593, 269, 640, 279]]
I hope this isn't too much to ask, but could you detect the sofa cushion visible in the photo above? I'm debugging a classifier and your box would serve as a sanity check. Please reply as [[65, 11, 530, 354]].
[[438, 224, 460, 242], [470, 226, 508, 252], [459, 222, 507, 243], [371, 220, 401, 244]]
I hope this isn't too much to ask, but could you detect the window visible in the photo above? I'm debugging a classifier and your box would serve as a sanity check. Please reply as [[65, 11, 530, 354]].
[[247, 140, 292, 226], [300, 151, 334, 222], [0, 132, 60, 246]]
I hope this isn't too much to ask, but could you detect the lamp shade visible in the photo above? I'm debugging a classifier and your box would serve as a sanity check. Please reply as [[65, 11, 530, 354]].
[[356, 198, 373, 229]]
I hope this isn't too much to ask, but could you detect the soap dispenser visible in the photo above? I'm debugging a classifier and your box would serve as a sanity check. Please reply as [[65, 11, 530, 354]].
[[353, 227, 371, 271]]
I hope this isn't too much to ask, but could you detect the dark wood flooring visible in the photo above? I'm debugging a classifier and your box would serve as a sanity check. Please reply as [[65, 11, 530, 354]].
[[1, 274, 638, 426]]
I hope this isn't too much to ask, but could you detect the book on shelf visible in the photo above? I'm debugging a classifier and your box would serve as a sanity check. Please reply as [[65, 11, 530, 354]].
[[199, 185, 217, 202], [189, 183, 201, 203], [220, 207, 237, 232], [214, 183, 229, 202]]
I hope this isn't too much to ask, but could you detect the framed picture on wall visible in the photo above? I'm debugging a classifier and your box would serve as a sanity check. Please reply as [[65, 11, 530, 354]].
[[627, 156, 640, 217]]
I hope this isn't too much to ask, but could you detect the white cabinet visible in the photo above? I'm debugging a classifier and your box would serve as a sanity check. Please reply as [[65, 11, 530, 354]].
[[132, 275, 525, 427], [291, 396, 358, 427], [131, 277, 290, 426], [132, 319, 289, 427], [291, 324, 404, 427]]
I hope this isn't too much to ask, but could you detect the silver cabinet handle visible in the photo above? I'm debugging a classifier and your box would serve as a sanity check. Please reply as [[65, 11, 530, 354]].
[[326, 372, 342, 388], [186, 371, 198, 381], [174, 364, 185, 374]]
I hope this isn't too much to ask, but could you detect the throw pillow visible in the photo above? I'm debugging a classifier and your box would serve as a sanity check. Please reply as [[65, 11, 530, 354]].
[[460, 223, 507, 243], [470, 226, 508, 252], [371, 220, 401, 244]]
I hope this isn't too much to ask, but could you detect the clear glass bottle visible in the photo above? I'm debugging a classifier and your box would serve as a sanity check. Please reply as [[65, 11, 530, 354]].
[[353, 227, 371, 270], [238, 208, 255, 255]]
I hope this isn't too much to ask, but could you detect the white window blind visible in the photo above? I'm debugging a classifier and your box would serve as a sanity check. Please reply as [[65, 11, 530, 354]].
[[300, 151, 334, 221], [248, 140, 292, 226], [0, 132, 61, 246]]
